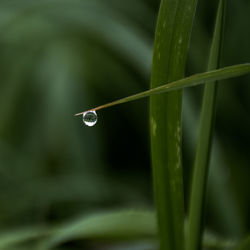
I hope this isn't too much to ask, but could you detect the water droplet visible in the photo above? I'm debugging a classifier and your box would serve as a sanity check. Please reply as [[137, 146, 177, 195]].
[[82, 111, 97, 127]]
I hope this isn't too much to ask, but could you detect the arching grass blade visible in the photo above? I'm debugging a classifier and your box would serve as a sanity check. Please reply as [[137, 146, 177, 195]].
[[186, 1, 227, 249], [75, 64, 250, 115]]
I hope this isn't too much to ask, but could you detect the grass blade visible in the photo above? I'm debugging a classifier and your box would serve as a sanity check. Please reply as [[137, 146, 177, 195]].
[[34, 210, 234, 249], [149, 0, 198, 249], [186, 1, 227, 249], [0, 227, 47, 250], [75, 63, 250, 115], [183, 93, 245, 237], [40, 210, 156, 249]]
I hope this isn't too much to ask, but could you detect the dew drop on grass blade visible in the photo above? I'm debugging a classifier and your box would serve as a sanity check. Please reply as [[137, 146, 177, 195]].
[[82, 111, 98, 127]]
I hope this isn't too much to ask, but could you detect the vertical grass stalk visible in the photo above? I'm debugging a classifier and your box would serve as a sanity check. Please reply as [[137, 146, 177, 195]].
[[186, 1, 227, 249], [150, 0, 198, 249]]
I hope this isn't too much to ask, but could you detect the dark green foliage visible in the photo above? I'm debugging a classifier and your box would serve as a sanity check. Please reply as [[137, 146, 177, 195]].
[[0, 0, 250, 249]]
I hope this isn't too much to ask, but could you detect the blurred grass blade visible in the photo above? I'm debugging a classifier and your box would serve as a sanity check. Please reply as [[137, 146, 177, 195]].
[[149, 0, 198, 249], [41, 210, 156, 249], [37, 210, 234, 249], [0, 213, 238, 250], [202, 231, 237, 249], [0, 227, 48, 250], [76, 63, 250, 115], [186, 1, 227, 250]]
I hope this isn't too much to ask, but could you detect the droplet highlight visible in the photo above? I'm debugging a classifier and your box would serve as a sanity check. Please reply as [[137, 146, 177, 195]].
[[82, 111, 97, 127]]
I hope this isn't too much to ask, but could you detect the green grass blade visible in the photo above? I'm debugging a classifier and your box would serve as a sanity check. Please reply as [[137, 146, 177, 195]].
[[183, 93, 245, 237], [149, 0, 198, 249], [0, 227, 49, 250], [40, 210, 156, 249], [186, 1, 227, 250], [75, 64, 250, 115], [33, 210, 234, 249]]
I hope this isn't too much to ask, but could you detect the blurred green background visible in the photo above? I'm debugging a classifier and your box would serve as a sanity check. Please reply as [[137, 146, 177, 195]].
[[0, 0, 250, 249]]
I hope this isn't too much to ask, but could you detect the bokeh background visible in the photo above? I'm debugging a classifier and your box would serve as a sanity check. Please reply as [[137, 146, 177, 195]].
[[0, 0, 250, 249]]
